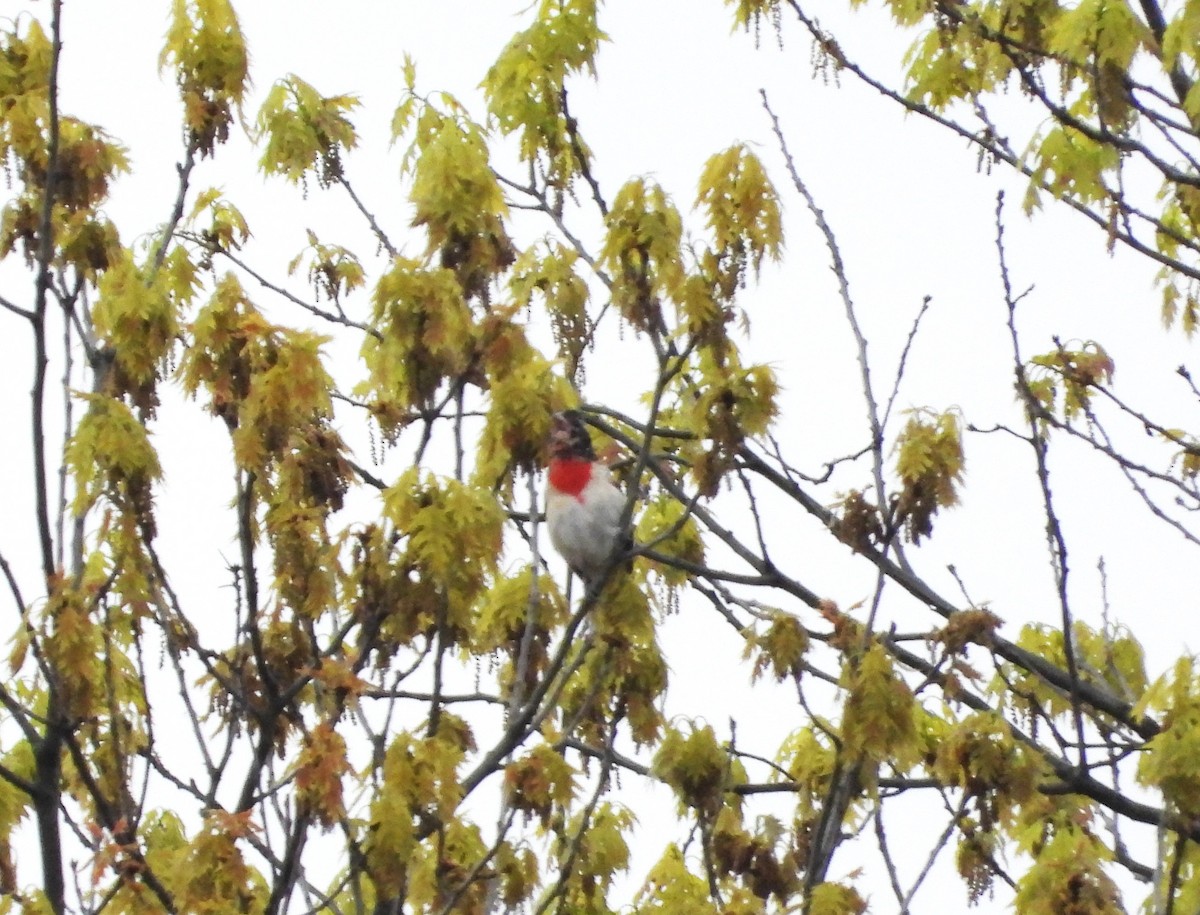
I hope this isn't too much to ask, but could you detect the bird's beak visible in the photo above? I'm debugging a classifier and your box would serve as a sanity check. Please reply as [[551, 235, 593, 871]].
[[549, 414, 571, 447]]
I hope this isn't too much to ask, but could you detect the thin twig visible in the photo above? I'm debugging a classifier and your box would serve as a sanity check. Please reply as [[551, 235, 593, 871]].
[[995, 191, 1089, 774]]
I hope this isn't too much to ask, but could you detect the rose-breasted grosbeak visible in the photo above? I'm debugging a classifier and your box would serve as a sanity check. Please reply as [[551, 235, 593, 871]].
[[545, 410, 629, 583]]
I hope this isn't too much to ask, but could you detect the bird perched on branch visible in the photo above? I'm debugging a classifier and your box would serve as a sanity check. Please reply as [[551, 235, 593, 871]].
[[545, 410, 630, 584]]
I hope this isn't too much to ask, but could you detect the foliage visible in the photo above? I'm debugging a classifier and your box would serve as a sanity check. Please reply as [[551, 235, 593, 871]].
[[2, 0, 1200, 913]]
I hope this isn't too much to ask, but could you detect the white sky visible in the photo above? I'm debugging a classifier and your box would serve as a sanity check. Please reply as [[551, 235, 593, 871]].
[[1, 1, 1192, 912]]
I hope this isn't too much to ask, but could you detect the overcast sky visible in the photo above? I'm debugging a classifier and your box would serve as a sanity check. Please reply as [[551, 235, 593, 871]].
[[2, 1, 1191, 911]]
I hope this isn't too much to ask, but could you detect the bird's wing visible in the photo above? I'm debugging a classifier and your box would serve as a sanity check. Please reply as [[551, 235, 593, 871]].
[[590, 466, 628, 532]]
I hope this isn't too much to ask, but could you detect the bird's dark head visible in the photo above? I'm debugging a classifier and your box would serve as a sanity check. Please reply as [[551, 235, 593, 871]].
[[549, 410, 597, 461]]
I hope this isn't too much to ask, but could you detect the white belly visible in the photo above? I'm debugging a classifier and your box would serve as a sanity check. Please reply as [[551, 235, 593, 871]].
[[546, 475, 626, 580]]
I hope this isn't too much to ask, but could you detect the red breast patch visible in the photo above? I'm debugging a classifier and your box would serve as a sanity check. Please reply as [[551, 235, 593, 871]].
[[548, 458, 593, 500]]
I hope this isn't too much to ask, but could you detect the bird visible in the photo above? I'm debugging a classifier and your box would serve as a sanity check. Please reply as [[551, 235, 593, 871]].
[[544, 410, 630, 584]]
